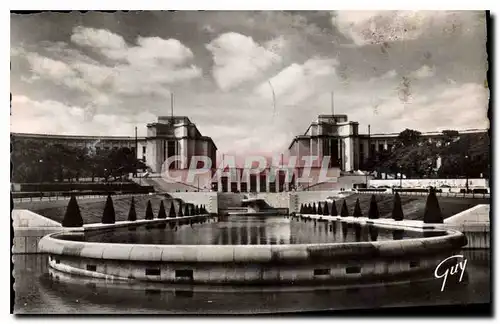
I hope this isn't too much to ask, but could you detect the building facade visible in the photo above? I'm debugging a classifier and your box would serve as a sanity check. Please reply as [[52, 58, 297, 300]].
[[288, 114, 487, 173], [11, 116, 217, 175], [144, 116, 217, 173], [11, 114, 487, 192]]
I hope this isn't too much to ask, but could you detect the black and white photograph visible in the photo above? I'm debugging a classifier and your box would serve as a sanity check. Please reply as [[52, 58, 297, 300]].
[[10, 9, 491, 315]]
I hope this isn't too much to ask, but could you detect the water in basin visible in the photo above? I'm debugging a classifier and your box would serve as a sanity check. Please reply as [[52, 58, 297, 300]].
[[75, 215, 444, 245]]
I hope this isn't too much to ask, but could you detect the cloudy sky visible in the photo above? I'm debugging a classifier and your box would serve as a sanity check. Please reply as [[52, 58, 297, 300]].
[[11, 11, 489, 157]]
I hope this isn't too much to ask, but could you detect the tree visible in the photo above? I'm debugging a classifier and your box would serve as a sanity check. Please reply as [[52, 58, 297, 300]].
[[299, 204, 304, 214], [101, 194, 116, 224], [169, 202, 177, 218], [128, 197, 137, 221], [353, 198, 362, 217], [184, 204, 190, 216], [62, 196, 84, 227], [340, 200, 349, 217], [423, 188, 443, 223], [368, 195, 380, 219], [330, 201, 338, 216], [317, 202, 323, 215], [158, 200, 167, 219], [442, 130, 460, 146], [178, 203, 184, 217], [323, 201, 329, 216], [396, 129, 422, 147], [312, 203, 317, 214], [392, 192, 404, 221], [145, 200, 154, 220]]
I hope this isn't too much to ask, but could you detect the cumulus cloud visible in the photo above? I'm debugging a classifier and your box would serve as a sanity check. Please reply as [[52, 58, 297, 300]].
[[392, 83, 489, 130], [21, 26, 202, 101], [206, 32, 282, 91], [11, 95, 156, 136], [71, 26, 127, 51], [332, 11, 478, 46], [410, 65, 436, 79], [254, 57, 338, 104]]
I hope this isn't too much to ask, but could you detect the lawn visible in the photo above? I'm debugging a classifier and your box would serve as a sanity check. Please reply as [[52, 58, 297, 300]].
[[314, 193, 489, 221], [16, 194, 171, 224]]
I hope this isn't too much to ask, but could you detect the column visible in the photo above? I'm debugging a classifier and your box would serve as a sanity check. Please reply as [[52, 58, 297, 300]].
[[237, 169, 242, 192], [266, 170, 270, 193], [217, 171, 222, 193]]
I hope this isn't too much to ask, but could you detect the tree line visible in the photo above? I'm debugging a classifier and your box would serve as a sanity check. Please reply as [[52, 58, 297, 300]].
[[11, 138, 147, 183], [362, 129, 490, 179]]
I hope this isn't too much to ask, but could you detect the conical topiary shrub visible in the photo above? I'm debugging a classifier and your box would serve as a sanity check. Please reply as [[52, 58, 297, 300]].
[[353, 198, 362, 218], [312, 203, 317, 214], [340, 200, 349, 217], [62, 196, 83, 227], [202, 205, 207, 214], [184, 204, 190, 216], [101, 194, 116, 224], [145, 200, 154, 220], [317, 202, 323, 215], [168, 202, 177, 218], [195, 205, 200, 215], [299, 203, 304, 214], [158, 200, 167, 219], [392, 192, 404, 221], [368, 195, 380, 220], [423, 188, 443, 223], [323, 201, 329, 216], [127, 197, 137, 221], [178, 204, 184, 217], [330, 200, 338, 216]]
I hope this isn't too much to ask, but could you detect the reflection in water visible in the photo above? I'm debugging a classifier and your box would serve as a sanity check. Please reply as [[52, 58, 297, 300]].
[[342, 223, 348, 242], [13, 250, 490, 314], [76, 216, 443, 246], [393, 229, 404, 241], [369, 226, 379, 242], [354, 224, 362, 242]]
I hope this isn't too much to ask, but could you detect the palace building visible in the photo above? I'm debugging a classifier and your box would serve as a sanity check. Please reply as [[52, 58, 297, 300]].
[[11, 114, 487, 192]]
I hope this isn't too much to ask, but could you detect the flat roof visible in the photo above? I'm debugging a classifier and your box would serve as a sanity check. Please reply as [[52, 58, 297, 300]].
[[11, 132, 145, 141]]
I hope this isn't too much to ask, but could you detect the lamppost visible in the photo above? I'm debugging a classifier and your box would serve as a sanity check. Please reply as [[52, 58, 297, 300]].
[[465, 155, 469, 193], [39, 159, 43, 200], [399, 169, 403, 189]]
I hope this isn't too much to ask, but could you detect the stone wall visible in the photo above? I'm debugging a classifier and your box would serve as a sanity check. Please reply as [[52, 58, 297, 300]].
[[217, 193, 244, 210], [290, 191, 349, 213], [254, 192, 289, 209], [39, 229, 466, 284], [369, 178, 489, 189], [444, 204, 490, 249], [13, 209, 63, 254], [168, 192, 218, 213]]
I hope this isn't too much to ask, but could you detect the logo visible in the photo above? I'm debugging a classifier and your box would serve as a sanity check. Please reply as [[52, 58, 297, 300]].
[[434, 254, 467, 292]]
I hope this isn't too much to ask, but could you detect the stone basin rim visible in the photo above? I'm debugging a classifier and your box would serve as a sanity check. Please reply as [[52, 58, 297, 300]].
[[38, 228, 467, 263]]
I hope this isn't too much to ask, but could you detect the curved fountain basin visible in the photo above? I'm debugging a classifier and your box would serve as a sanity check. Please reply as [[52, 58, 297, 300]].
[[38, 214, 467, 285]]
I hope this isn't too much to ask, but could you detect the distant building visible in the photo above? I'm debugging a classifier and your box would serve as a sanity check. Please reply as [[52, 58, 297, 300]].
[[11, 114, 487, 192], [145, 116, 217, 172], [11, 116, 217, 174], [288, 114, 487, 172]]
